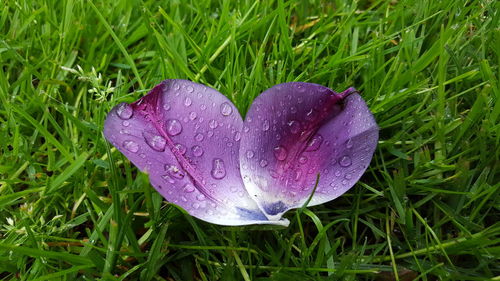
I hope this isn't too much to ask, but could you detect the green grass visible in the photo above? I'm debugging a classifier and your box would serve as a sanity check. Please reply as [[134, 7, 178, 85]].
[[1, 0, 499, 280]]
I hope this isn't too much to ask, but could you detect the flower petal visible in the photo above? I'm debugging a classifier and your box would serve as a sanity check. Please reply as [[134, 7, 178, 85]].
[[104, 79, 288, 226], [239, 82, 378, 220]]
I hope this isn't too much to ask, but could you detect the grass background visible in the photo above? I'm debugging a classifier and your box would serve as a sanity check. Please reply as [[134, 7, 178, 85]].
[[0, 0, 499, 280]]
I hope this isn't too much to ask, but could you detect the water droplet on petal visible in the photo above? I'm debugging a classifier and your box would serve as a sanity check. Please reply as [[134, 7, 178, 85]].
[[197, 194, 206, 201], [306, 108, 318, 121], [335, 170, 342, 177], [195, 133, 204, 142], [122, 120, 130, 127], [183, 183, 195, 193], [163, 104, 171, 111], [192, 145, 204, 157], [164, 164, 185, 179], [116, 103, 133, 120], [246, 150, 255, 159], [259, 159, 268, 167], [174, 143, 186, 155], [166, 119, 182, 136], [192, 202, 200, 209], [346, 138, 353, 149], [273, 146, 288, 161], [189, 111, 197, 120], [290, 106, 297, 114], [305, 134, 323, 152], [184, 97, 192, 106], [288, 120, 301, 134], [243, 126, 250, 133], [345, 173, 352, 180], [262, 120, 270, 131], [143, 132, 166, 152], [209, 119, 218, 129], [220, 102, 233, 116], [234, 131, 241, 141], [339, 156, 352, 167], [186, 85, 194, 93], [211, 158, 226, 179], [299, 155, 308, 164], [123, 140, 139, 152]]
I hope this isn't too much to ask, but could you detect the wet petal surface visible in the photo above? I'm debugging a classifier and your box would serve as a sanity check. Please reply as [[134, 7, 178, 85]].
[[239, 82, 378, 220], [104, 79, 288, 226]]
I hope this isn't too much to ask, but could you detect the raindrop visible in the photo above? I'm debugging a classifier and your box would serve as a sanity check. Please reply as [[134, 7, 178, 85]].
[[209, 119, 218, 129], [262, 120, 270, 131], [174, 143, 186, 155], [166, 119, 182, 136], [220, 102, 233, 116], [123, 140, 139, 153], [189, 111, 197, 120], [288, 120, 301, 134], [192, 145, 204, 157], [246, 150, 255, 159], [305, 109, 318, 121], [195, 133, 204, 142], [273, 146, 288, 161], [259, 159, 268, 167], [234, 131, 241, 141], [339, 156, 352, 167], [164, 164, 185, 179], [305, 134, 323, 152], [116, 103, 133, 120], [346, 138, 353, 149], [143, 132, 166, 152], [299, 155, 308, 164], [211, 158, 226, 179], [183, 183, 195, 193], [184, 97, 192, 106]]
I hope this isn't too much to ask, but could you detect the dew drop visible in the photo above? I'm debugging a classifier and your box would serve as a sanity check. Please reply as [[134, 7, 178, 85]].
[[305, 109, 318, 121], [262, 120, 270, 131], [346, 138, 353, 149], [299, 155, 308, 164], [288, 120, 301, 134], [273, 146, 288, 161], [211, 158, 226, 179], [259, 159, 268, 167], [164, 164, 185, 179], [183, 183, 195, 193], [209, 119, 218, 129], [184, 97, 192, 106], [189, 111, 197, 120], [121, 140, 139, 153], [195, 133, 204, 142], [233, 131, 241, 141], [166, 119, 182, 136], [246, 150, 255, 159], [339, 156, 352, 167], [116, 103, 133, 120], [220, 102, 233, 116], [174, 143, 186, 155], [192, 145, 204, 157], [305, 134, 324, 152], [143, 132, 166, 152]]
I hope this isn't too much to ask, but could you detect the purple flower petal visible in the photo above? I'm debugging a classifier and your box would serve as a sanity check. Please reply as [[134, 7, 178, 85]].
[[239, 82, 378, 220], [104, 79, 288, 226]]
